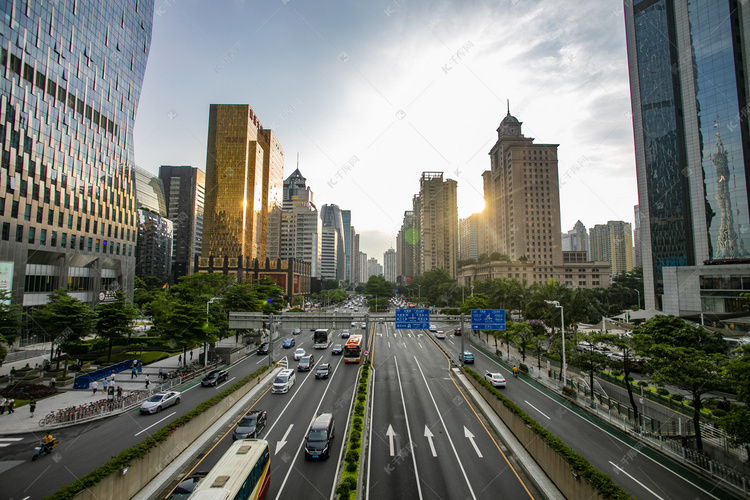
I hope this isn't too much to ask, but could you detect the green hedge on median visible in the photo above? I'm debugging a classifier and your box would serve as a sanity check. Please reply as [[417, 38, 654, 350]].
[[336, 362, 370, 499], [463, 367, 634, 500], [46, 365, 269, 500]]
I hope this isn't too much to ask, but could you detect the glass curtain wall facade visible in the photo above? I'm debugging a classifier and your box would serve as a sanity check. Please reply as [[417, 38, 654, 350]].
[[626, 0, 750, 309], [0, 1, 154, 343]]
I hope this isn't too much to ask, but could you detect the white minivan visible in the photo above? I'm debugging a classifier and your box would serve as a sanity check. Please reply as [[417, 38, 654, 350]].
[[272, 369, 296, 394]]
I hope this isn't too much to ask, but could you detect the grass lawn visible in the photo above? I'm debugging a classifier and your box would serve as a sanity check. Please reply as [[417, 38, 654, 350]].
[[93, 351, 172, 366]]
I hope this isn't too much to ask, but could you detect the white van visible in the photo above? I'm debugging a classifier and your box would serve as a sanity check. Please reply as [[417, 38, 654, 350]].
[[272, 369, 296, 394]]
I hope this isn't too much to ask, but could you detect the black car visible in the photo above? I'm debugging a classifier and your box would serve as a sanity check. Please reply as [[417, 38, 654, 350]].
[[232, 410, 267, 440], [316, 363, 331, 379], [298, 354, 315, 371], [201, 369, 228, 387], [166, 472, 207, 500], [331, 344, 343, 355], [257, 343, 269, 355], [454, 327, 462, 336]]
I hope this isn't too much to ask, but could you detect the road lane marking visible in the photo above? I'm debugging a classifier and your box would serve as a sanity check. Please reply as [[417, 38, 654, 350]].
[[393, 357, 424, 500], [414, 357, 477, 499], [524, 400, 551, 419], [215, 377, 235, 390], [386, 425, 396, 456], [275, 424, 293, 454], [134, 412, 176, 436], [418, 342, 423, 349], [609, 461, 665, 500], [464, 427, 483, 458], [0, 437, 23, 447], [424, 426, 437, 457]]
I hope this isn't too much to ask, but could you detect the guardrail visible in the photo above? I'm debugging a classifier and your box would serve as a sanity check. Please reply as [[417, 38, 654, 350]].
[[39, 390, 151, 428]]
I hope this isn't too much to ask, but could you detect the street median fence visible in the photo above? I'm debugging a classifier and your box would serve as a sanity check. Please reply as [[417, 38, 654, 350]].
[[463, 367, 633, 500], [47, 365, 270, 500]]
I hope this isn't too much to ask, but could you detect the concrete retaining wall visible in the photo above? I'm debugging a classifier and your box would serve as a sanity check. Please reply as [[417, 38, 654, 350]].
[[73, 371, 269, 500], [465, 375, 606, 500]]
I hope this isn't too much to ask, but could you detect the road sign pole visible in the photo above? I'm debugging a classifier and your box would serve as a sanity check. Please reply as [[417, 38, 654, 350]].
[[460, 313, 465, 364]]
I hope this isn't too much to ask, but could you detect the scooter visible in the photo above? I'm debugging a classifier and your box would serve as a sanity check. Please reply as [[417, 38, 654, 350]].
[[32, 439, 59, 461]]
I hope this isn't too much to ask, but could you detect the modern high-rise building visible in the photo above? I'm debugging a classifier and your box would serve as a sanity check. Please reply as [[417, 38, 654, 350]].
[[484, 110, 562, 281], [159, 166, 205, 281], [134, 166, 172, 282], [383, 248, 397, 282], [350, 228, 360, 286], [358, 251, 368, 283], [203, 104, 272, 262], [0, 0, 154, 338], [258, 130, 284, 261], [562, 221, 589, 255], [320, 204, 346, 281], [367, 257, 382, 279], [396, 210, 416, 285], [280, 168, 321, 278], [634, 205, 642, 269], [625, 1, 750, 314], [342, 210, 352, 283], [590, 221, 634, 277], [412, 172, 458, 278], [459, 214, 481, 261]]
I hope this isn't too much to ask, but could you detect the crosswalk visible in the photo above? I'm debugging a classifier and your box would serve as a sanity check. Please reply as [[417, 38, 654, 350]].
[[0, 437, 23, 448]]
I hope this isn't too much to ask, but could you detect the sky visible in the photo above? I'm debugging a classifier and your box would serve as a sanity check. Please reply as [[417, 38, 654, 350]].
[[134, 0, 637, 263]]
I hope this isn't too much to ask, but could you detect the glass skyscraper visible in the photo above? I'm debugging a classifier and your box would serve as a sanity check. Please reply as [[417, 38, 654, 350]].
[[0, 0, 154, 339], [626, 0, 750, 314]]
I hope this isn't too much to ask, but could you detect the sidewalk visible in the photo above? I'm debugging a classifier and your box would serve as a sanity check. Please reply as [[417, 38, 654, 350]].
[[0, 342, 230, 436]]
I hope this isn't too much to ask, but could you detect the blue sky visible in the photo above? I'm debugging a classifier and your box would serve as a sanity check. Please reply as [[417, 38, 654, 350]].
[[134, 0, 637, 262]]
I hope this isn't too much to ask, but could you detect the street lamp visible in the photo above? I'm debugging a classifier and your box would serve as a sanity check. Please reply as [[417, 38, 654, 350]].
[[206, 297, 222, 367], [471, 285, 474, 297], [417, 285, 421, 306], [545, 300, 566, 388]]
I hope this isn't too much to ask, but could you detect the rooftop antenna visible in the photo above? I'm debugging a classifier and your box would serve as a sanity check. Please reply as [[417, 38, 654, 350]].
[[297, 152, 299, 169], [507, 99, 510, 115]]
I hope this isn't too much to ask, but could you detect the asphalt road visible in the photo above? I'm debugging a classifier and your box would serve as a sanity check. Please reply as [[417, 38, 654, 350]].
[[431, 320, 739, 500], [365, 323, 535, 500]]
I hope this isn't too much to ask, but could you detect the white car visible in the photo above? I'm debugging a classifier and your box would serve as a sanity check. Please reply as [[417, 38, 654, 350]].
[[484, 372, 506, 388], [294, 348, 306, 361], [435, 331, 445, 339], [140, 391, 181, 414], [429, 325, 437, 332], [351, 321, 357, 327]]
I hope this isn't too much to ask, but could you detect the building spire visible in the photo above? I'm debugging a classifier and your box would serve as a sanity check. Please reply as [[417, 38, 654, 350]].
[[507, 99, 510, 116], [297, 152, 299, 169]]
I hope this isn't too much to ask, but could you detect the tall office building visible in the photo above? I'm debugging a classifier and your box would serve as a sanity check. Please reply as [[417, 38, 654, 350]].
[[258, 130, 284, 261], [358, 251, 368, 283], [0, 0, 154, 334], [367, 257, 382, 279], [280, 168, 321, 278], [342, 210, 352, 283], [203, 104, 272, 262], [625, 1, 750, 314], [159, 166, 205, 281], [633, 205, 642, 269], [320, 204, 346, 281], [590, 221, 634, 277], [484, 110, 562, 281], [412, 172, 458, 278], [459, 214, 481, 261], [565, 221, 589, 254], [134, 166, 172, 282], [396, 210, 416, 284], [383, 248, 397, 282], [350, 228, 360, 286]]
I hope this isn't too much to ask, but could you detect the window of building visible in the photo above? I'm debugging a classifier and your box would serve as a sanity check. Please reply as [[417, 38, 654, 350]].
[[1, 223, 9, 241], [70, 235, 76, 249], [36, 207, 43, 223], [60, 233, 66, 247], [28, 226, 35, 244], [15, 225, 23, 242], [68, 214, 73, 229], [24, 204, 31, 221], [39, 229, 46, 245]]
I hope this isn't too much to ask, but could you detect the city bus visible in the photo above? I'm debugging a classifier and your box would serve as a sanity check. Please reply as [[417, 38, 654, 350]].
[[343, 334, 363, 363], [313, 328, 331, 349], [188, 439, 270, 500]]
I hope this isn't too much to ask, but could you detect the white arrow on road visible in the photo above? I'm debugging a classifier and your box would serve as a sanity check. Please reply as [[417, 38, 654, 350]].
[[276, 424, 294, 454], [424, 426, 437, 457], [386, 424, 396, 457], [464, 427, 483, 458]]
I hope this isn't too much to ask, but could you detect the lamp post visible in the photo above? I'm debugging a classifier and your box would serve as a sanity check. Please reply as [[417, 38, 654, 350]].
[[417, 285, 421, 306], [206, 297, 222, 367], [545, 300, 566, 387], [471, 285, 474, 297]]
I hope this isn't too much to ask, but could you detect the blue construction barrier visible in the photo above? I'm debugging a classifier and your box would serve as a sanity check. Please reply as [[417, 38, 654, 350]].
[[73, 360, 136, 389]]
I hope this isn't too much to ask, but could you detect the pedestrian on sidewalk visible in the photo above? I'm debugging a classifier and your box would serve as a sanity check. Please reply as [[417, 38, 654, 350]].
[[145, 374, 150, 390], [159, 366, 163, 380], [6, 398, 14, 413], [178, 355, 182, 366], [29, 399, 36, 418], [10, 366, 16, 379], [103, 378, 108, 392], [92, 380, 98, 396], [190, 350, 193, 362], [131, 366, 137, 379], [116, 385, 123, 399], [109, 370, 115, 383], [0, 396, 6, 414]]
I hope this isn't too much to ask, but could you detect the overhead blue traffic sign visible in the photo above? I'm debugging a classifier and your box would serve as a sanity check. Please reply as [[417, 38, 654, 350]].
[[470, 309, 506, 330], [395, 308, 430, 330]]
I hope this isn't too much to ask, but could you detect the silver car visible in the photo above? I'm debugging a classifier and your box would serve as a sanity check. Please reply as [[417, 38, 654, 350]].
[[140, 391, 181, 414], [484, 371, 506, 387]]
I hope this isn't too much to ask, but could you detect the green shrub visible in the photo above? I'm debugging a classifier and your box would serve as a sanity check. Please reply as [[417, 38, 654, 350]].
[[354, 402, 364, 416], [345, 449, 359, 464], [656, 388, 669, 396], [637, 380, 649, 387], [671, 393, 684, 402], [345, 460, 357, 472], [562, 386, 577, 398], [519, 363, 529, 373], [357, 393, 366, 403], [353, 420, 363, 431]]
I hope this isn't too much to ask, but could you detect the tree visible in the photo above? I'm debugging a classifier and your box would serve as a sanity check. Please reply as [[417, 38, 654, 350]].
[[634, 316, 729, 450], [0, 290, 23, 348], [459, 294, 489, 315], [497, 327, 517, 359], [31, 289, 97, 368], [222, 282, 262, 313], [95, 291, 138, 362], [162, 302, 215, 365], [719, 345, 750, 454], [252, 277, 285, 314], [607, 334, 643, 425], [510, 322, 535, 363], [569, 332, 611, 406]]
